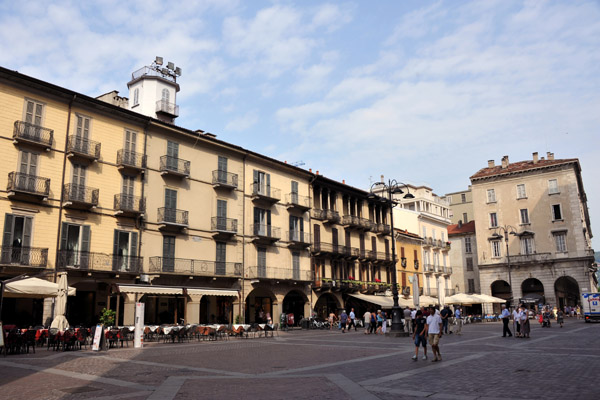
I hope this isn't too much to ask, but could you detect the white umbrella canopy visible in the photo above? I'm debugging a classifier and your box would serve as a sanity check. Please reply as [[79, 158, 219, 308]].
[[50, 273, 70, 330], [437, 276, 446, 306], [473, 293, 508, 304], [419, 295, 438, 306], [445, 293, 481, 305], [4, 277, 76, 298], [412, 274, 420, 307]]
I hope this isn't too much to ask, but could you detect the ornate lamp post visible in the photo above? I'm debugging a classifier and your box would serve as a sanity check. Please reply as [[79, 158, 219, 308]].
[[491, 225, 517, 306], [368, 180, 414, 334]]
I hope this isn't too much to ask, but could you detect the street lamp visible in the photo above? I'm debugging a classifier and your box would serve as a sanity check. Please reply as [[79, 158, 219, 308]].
[[368, 180, 414, 334], [490, 225, 517, 306]]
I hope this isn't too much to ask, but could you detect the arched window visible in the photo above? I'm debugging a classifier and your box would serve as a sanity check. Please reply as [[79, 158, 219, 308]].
[[162, 89, 170, 103], [133, 88, 139, 106]]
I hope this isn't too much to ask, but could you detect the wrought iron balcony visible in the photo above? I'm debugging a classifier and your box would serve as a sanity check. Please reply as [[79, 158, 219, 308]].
[[285, 193, 311, 212], [0, 246, 48, 268], [211, 216, 238, 236], [13, 120, 53, 150], [112, 255, 143, 273], [7, 172, 50, 200], [443, 266, 453, 275], [251, 183, 281, 204], [117, 149, 146, 172], [287, 230, 310, 248], [158, 207, 188, 230], [311, 242, 345, 257], [247, 265, 312, 281], [374, 223, 391, 236], [62, 184, 99, 209], [358, 217, 374, 231], [57, 250, 141, 273], [160, 155, 190, 177], [149, 256, 242, 277], [251, 224, 280, 244], [509, 252, 552, 264], [423, 263, 435, 273], [66, 135, 101, 161], [445, 288, 456, 296], [212, 170, 238, 189], [114, 194, 145, 217], [341, 215, 360, 228], [424, 287, 438, 297], [156, 100, 179, 117]]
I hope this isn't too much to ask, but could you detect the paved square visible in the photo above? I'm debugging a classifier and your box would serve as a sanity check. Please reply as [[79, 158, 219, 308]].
[[1, 319, 598, 399]]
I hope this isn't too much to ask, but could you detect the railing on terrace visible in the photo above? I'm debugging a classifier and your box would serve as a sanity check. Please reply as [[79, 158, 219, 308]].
[[67, 135, 101, 160], [117, 149, 146, 170], [251, 183, 281, 201], [158, 207, 188, 226], [288, 230, 310, 244], [250, 224, 281, 240], [56, 250, 142, 273], [114, 194, 145, 214], [285, 193, 311, 209], [149, 257, 242, 277], [0, 246, 48, 268], [7, 172, 50, 198], [509, 253, 552, 264], [13, 120, 53, 149], [211, 216, 238, 233], [247, 266, 312, 281], [212, 170, 238, 188], [160, 155, 190, 176], [63, 184, 99, 207], [156, 100, 179, 117]]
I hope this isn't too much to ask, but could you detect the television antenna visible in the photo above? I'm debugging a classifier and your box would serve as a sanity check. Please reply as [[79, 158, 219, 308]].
[[290, 160, 305, 167]]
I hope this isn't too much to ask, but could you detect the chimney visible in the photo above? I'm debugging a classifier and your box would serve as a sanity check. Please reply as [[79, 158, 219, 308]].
[[487, 160, 495, 168], [342, 180, 345, 184], [316, 170, 319, 175], [309, 168, 312, 173], [501, 155, 509, 169], [380, 174, 384, 183], [532, 152, 539, 164], [458, 220, 463, 229], [547, 152, 554, 160]]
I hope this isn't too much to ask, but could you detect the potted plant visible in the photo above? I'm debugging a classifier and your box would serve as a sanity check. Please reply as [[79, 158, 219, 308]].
[[99, 308, 116, 327]]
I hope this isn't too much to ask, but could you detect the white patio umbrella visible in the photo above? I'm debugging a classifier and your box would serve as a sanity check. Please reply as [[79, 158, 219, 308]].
[[437, 276, 445, 307], [50, 272, 70, 330], [473, 293, 508, 304], [412, 274, 420, 308], [445, 293, 480, 305]]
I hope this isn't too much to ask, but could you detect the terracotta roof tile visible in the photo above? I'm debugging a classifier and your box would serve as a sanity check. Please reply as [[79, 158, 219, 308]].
[[470, 158, 578, 181], [448, 221, 476, 235]]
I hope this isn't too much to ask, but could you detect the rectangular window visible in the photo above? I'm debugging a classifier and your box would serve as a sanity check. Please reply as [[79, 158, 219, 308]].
[[461, 193, 466, 203], [24, 99, 44, 126], [463, 212, 468, 223], [554, 232, 567, 252], [253, 207, 271, 236], [520, 209, 530, 224], [257, 247, 267, 277], [1, 213, 33, 264], [548, 179, 559, 194], [292, 252, 300, 280], [422, 226, 427, 238], [166, 141, 179, 170], [464, 237, 472, 253], [487, 189, 496, 203], [520, 237, 534, 255], [489, 212, 498, 228], [253, 170, 271, 196], [466, 257, 473, 271], [491, 240, 501, 258], [216, 242, 226, 275], [162, 235, 175, 272], [289, 215, 303, 241], [468, 279, 475, 293], [113, 230, 138, 271], [552, 204, 563, 221], [517, 184, 526, 199], [60, 222, 91, 268]]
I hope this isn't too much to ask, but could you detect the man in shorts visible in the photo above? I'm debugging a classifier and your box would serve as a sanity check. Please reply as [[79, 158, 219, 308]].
[[363, 309, 371, 334], [426, 306, 443, 362], [412, 310, 428, 360]]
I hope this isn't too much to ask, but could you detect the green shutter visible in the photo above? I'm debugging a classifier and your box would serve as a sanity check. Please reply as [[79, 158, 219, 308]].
[[60, 222, 68, 250], [80, 225, 91, 269], [113, 230, 119, 270], [22, 217, 32, 248], [2, 214, 14, 247]]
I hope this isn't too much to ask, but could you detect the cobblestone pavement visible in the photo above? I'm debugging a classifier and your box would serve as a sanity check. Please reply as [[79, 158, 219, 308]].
[[0, 318, 598, 399]]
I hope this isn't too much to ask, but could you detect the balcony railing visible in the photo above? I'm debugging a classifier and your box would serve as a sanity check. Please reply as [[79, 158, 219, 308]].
[[0, 246, 48, 268], [149, 257, 242, 277], [312, 242, 345, 256], [323, 209, 340, 223], [445, 288, 456, 296], [342, 246, 360, 258], [211, 216, 238, 233], [212, 170, 238, 189], [62, 184, 99, 208], [156, 100, 179, 117], [158, 207, 189, 228], [160, 155, 190, 177], [424, 263, 435, 273], [509, 252, 553, 264], [374, 223, 391, 235], [7, 172, 50, 199], [247, 265, 312, 281], [342, 215, 360, 228], [67, 135, 101, 161], [57, 250, 142, 273], [114, 194, 145, 216], [358, 217, 374, 231], [250, 224, 280, 242], [285, 193, 311, 211], [424, 287, 439, 297], [117, 149, 146, 171], [251, 183, 281, 203], [443, 266, 453, 275], [13, 120, 53, 149], [312, 208, 325, 220], [288, 230, 310, 247]]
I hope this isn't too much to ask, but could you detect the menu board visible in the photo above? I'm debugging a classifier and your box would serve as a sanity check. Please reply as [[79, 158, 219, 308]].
[[92, 324, 103, 351]]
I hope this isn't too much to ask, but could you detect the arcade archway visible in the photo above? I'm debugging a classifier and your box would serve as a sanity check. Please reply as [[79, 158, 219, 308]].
[[245, 287, 276, 323], [282, 290, 308, 325], [555, 276, 580, 308], [314, 293, 340, 319], [491, 280, 512, 312]]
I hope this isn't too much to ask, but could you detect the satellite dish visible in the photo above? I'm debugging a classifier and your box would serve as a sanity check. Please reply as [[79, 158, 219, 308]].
[[167, 62, 175, 70], [175, 67, 182, 76], [155, 56, 163, 65]]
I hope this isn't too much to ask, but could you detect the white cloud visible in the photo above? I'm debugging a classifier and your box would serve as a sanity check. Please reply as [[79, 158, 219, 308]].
[[225, 111, 259, 132]]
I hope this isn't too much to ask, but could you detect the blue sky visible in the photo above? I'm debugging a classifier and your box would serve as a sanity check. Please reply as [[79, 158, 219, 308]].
[[1, 0, 599, 247]]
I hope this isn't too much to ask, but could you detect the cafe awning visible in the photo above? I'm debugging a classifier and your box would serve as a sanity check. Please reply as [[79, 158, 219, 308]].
[[3, 277, 76, 298], [116, 284, 183, 295], [186, 288, 238, 297], [348, 293, 413, 308]]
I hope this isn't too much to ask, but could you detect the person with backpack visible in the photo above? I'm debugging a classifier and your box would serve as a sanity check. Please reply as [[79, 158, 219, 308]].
[[412, 310, 428, 361], [339, 310, 348, 333], [440, 306, 451, 334]]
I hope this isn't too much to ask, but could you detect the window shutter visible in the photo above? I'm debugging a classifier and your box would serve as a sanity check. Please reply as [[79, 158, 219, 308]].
[[81, 225, 91, 253], [291, 181, 298, 194], [314, 224, 320, 244], [371, 236, 376, 253], [130, 232, 138, 258], [23, 217, 32, 248], [332, 228, 338, 247], [2, 214, 14, 247], [60, 222, 69, 250], [266, 173, 271, 196]]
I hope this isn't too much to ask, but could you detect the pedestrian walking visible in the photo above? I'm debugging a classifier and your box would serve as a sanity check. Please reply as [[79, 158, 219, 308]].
[[453, 307, 462, 335], [370, 311, 377, 334], [348, 308, 357, 331], [411, 308, 417, 333], [512, 306, 521, 337], [500, 304, 512, 337], [339, 310, 348, 333], [329, 311, 336, 331], [520, 307, 530, 338], [381, 311, 387, 334], [404, 307, 412, 334], [363, 309, 371, 334], [440, 306, 450, 334], [376, 310, 383, 334], [557, 309, 564, 328], [412, 310, 428, 361], [426, 306, 443, 362]]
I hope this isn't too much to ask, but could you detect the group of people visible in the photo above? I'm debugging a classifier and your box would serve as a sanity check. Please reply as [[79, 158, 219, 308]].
[[500, 304, 531, 338], [403, 305, 463, 336], [362, 309, 388, 334], [411, 306, 445, 362], [329, 308, 360, 333]]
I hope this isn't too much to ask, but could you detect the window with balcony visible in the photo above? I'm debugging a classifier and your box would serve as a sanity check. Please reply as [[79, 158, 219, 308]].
[[468, 279, 475, 293], [487, 189, 496, 203], [548, 179, 559, 195], [289, 215, 304, 242], [554, 232, 567, 252], [253, 207, 271, 236], [491, 240, 501, 258], [59, 222, 91, 268], [552, 204, 563, 221], [465, 237, 472, 253], [113, 229, 139, 272], [520, 236, 534, 255], [466, 257, 473, 271], [162, 235, 175, 272], [253, 170, 271, 196], [489, 212, 498, 228], [216, 241, 227, 275], [520, 208, 530, 224], [1, 213, 45, 266], [257, 246, 267, 277], [517, 184, 527, 199], [24, 99, 44, 125]]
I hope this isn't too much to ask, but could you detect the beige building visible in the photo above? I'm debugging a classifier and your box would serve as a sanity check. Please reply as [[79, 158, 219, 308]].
[[447, 221, 480, 296], [445, 186, 473, 224], [471, 153, 595, 311]]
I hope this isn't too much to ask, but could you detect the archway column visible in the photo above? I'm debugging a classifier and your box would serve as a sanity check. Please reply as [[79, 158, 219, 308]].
[[186, 295, 203, 325], [122, 293, 138, 326]]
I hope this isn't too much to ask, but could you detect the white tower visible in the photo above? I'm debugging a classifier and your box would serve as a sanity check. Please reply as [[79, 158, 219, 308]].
[[127, 57, 181, 123]]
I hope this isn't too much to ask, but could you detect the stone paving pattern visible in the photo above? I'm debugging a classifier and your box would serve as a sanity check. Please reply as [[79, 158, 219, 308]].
[[0, 318, 598, 399]]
